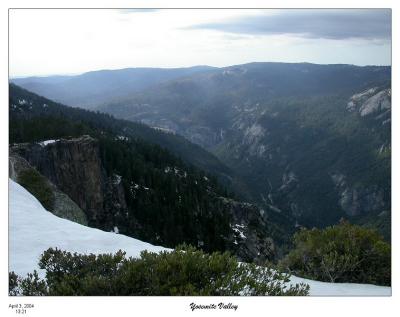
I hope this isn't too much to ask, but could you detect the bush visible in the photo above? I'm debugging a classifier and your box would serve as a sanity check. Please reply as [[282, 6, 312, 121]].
[[280, 221, 391, 285], [9, 272, 20, 296], [10, 245, 309, 296], [9, 271, 47, 296], [18, 169, 54, 210]]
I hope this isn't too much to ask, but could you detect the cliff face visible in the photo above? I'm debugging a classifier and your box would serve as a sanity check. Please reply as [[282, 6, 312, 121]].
[[11, 136, 128, 228], [220, 197, 275, 263], [9, 152, 87, 225], [331, 173, 386, 217]]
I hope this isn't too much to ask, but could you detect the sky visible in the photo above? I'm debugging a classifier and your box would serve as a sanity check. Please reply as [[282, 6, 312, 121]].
[[9, 9, 391, 77]]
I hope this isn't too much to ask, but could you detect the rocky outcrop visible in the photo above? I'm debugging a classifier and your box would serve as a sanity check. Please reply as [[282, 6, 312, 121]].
[[9, 153, 87, 225], [10, 136, 129, 229], [347, 87, 379, 112], [339, 187, 385, 217], [359, 89, 391, 117], [220, 197, 274, 264], [278, 170, 299, 194], [347, 88, 391, 119], [331, 173, 386, 217]]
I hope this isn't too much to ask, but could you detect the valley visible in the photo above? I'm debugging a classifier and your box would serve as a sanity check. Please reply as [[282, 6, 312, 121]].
[[12, 62, 391, 238]]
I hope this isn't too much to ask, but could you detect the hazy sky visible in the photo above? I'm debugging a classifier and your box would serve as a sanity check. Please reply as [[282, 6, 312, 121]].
[[9, 9, 391, 77]]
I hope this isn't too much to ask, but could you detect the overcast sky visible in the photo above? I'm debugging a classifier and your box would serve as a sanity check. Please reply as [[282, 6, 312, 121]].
[[9, 9, 391, 77]]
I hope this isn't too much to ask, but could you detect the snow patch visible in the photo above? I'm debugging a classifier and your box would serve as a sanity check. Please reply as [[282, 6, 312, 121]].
[[38, 139, 59, 147], [112, 174, 122, 185], [164, 166, 187, 178], [151, 126, 175, 134], [289, 275, 390, 296], [232, 224, 246, 239]]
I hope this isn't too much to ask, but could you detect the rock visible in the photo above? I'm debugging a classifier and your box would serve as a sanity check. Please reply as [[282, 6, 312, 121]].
[[359, 89, 391, 117], [347, 88, 391, 118], [9, 153, 88, 225], [243, 123, 265, 145], [278, 170, 298, 194], [347, 87, 379, 111], [11, 136, 105, 222], [331, 172, 386, 217], [52, 189, 88, 225], [219, 197, 275, 263], [10, 135, 129, 229]]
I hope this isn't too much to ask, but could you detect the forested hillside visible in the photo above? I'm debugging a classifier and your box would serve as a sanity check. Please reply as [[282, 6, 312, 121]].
[[9, 84, 282, 261], [92, 63, 391, 237]]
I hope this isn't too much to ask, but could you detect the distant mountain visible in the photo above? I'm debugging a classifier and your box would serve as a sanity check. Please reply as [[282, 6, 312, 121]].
[[93, 62, 391, 235], [11, 66, 216, 109]]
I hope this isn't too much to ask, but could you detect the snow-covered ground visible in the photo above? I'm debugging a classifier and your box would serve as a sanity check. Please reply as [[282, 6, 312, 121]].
[[9, 179, 391, 296], [290, 274, 390, 296], [9, 179, 168, 279]]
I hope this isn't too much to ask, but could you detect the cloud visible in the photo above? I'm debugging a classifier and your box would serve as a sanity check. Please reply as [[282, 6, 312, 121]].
[[187, 9, 391, 41]]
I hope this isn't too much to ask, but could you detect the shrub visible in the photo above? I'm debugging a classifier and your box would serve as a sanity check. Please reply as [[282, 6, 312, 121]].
[[18, 169, 54, 210], [10, 245, 309, 296], [9, 271, 48, 296], [280, 221, 391, 285], [9, 271, 20, 296]]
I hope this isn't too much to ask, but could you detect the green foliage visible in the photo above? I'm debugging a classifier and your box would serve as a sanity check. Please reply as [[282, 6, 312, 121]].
[[10, 246, 309, 296], [17, 169, 54, 210], [9, 271, 48, 296], [9, 271, 20, 296], [353, 210, 391, 242], [280, 221, 391, 285]]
